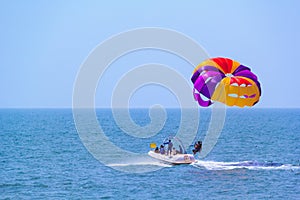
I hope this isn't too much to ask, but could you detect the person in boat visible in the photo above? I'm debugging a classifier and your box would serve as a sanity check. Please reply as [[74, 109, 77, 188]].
[[165, 140, 173, 156], [192, 141, 202, 154], [178, 145, 183, 154], [154, 147, 159, 153], [159, 145, 165, 154]]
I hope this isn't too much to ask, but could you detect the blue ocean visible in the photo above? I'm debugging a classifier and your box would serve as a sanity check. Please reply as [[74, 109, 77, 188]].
[[1, 108, 300, 199]]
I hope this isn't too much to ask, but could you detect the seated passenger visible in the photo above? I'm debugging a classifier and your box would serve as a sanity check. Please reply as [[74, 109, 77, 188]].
[[154, 147, 159, 153], [160, 145, 165, 155], [178, 145, 183, 154], [172, 147, 176, 155]]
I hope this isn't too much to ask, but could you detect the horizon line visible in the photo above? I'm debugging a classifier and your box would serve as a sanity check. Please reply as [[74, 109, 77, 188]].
[[0, 107, 299, 109]]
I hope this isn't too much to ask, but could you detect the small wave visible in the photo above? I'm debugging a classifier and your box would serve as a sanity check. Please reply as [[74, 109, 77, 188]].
[[0, 183, 23, 187], [192, 160, 300, 171]]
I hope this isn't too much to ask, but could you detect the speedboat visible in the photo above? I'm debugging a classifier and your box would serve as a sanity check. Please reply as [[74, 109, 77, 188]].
[[148, 136, 195, 164]]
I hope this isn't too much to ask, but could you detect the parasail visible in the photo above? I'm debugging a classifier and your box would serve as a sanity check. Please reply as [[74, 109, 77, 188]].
[[191, 57, 261, 107]]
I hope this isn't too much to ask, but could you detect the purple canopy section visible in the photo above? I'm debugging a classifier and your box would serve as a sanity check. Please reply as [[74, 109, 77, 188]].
[[232, 65, 250, 74], [191, 66, 223, 84], [193, 88, 212, 107], [194, 71, 224, 98], [192, 66, 225, 107]]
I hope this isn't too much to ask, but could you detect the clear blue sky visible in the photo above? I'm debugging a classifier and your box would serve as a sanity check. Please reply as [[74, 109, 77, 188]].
[[1, 1, 299, 108]]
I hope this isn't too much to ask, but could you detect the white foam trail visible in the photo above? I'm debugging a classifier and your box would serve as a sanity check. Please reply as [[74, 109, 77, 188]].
[[107, 161, 172, 168], [192, 160, 300, 171]]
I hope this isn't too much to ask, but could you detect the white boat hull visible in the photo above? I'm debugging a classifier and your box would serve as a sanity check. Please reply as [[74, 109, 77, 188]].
[[148, 150, 195, 164]]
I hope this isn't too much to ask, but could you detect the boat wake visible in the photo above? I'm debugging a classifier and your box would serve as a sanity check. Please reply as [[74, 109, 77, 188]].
[[106, 156, 173, 172], [107, 161, 172, 168], [192, 160, 300, 171]]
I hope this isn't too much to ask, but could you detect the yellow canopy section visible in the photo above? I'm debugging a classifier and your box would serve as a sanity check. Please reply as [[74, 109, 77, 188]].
[[211, 77, 260, 107]]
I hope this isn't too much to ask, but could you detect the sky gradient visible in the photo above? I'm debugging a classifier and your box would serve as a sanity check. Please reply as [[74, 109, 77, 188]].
[[1, 1, 300, 108]]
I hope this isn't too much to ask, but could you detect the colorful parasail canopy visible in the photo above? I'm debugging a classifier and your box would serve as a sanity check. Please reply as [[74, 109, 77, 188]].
[[191, 57, 261, 107]]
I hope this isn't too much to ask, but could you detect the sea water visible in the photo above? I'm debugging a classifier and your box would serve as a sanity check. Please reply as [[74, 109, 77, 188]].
[[1, 108, 299, 199]]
